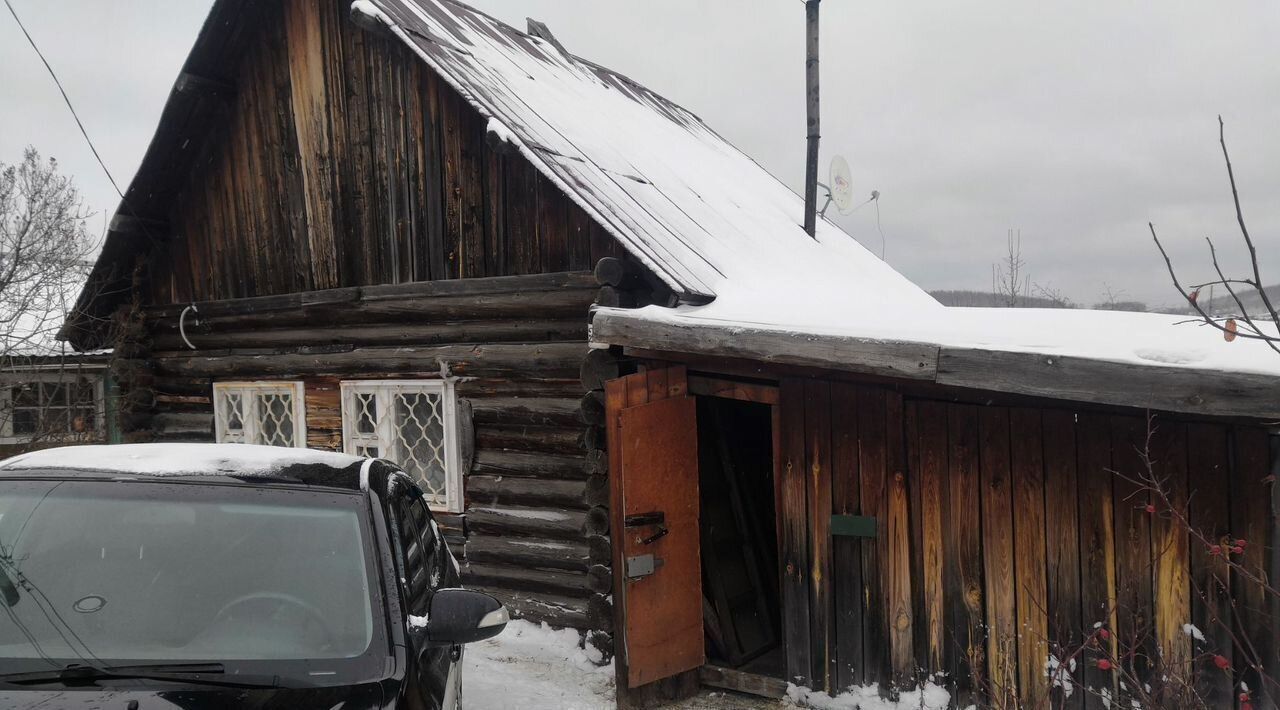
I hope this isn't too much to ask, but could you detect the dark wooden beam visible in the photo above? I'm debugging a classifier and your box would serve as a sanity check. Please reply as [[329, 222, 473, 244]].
[[174, 71, 235, 97], [108, 213, 169, 238]]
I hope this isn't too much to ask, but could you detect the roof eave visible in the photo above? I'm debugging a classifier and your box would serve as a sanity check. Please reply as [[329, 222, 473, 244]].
[[590, 307, 1280, 421]]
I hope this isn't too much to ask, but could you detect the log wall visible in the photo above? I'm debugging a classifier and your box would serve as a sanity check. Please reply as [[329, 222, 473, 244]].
[[116, 272, 610, 631], [146, 0, 623, 306], [777, 377, 1275, 708]]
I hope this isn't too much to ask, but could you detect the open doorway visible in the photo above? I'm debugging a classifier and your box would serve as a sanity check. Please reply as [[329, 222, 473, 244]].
[[697, 396, 783, 680]]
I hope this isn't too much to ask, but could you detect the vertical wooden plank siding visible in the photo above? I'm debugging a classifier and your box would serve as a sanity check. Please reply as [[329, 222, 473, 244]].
[[1109, 415, 1155, 685], [945, 403, 984, 701], [903, 400, 928, 675], [857, 387, 890, 688], [1076, 412, 1117, 709], [979, 407, 1018, 705], [148, 0, 628, 306], [1009, 407, 1049, 705], [1230, 427, 1270, 700], [884, 392, 914, 683], [1042, 409, 1083, 709], [915, 401, 948, 675], [284, 0, 339, 290], [778, 378, 813, 687], [829, 383, 864, 689], [804, 381, 834, 690], [1150, 422, 1191, 683], [1187, 423, 1233, 707]]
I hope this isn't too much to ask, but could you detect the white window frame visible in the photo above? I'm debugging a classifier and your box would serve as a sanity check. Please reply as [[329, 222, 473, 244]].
[[212, 381, 307, 448], [340, 379, 462, 513], [0, 371, 105, 445]]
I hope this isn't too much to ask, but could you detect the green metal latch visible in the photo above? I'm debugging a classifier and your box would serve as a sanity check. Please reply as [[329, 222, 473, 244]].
[[831, 514, 877, 538]]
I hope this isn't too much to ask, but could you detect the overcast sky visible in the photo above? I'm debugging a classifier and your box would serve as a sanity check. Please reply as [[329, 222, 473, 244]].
[[2, 1, 1277, 308]]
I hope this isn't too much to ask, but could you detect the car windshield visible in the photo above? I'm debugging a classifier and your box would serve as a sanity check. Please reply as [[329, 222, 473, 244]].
[[0, 477, 383, 680]]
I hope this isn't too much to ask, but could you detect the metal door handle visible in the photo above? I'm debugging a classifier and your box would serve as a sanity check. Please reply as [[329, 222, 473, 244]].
[[640, 526, 668, 545]]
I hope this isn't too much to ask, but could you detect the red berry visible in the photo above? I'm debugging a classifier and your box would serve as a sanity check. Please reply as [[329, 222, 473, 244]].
[[1237, 539, 1247, 548], [1240, 692, 1251, 702], [1097, 628, 1110, 640], [1232, 546, 1245, 555], [1096, 659, 1112, 671], [1213, 654, 1230, 670], [1144, 503, 1156, 513], [1210, 545, 1222, 556]]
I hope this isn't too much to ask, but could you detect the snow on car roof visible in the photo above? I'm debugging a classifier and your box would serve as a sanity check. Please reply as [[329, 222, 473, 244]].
[[0, 443, 366, 478]]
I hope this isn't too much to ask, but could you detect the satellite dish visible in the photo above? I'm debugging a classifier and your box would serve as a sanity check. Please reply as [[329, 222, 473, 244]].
[[829, 155, 854, 214]]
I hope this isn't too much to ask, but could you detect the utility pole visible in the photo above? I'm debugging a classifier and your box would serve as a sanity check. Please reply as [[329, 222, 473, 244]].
[[802, 0, 821, 237]]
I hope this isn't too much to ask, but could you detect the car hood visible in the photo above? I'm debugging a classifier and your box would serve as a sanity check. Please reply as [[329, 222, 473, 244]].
[[0, 680, 391, 709]]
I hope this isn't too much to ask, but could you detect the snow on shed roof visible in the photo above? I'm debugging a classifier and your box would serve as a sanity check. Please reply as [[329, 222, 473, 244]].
[[357, 0, 940, 310]]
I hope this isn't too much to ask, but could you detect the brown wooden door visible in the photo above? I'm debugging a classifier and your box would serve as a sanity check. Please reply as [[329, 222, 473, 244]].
[[606, 367, 705, 690]]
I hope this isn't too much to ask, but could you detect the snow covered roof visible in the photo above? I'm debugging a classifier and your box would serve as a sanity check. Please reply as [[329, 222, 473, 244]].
[[0, 443, 365, 479], [593, 302, 1280, 419], [355, 0, 939, 310]]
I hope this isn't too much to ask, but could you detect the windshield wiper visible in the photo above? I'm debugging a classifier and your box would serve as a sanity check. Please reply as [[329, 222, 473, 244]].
[[0, 662, 278, 688]]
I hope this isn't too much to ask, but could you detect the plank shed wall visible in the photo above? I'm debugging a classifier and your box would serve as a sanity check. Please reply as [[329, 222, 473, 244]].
[[775, 377, 1275, 709], [115, 0, 627, 635]]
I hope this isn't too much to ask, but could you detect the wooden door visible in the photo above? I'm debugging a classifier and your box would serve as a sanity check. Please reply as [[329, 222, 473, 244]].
[[606, 366, 705, 691]]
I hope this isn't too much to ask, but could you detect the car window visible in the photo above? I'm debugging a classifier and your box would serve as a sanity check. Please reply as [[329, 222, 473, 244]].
[[390, 478, 441, 616]]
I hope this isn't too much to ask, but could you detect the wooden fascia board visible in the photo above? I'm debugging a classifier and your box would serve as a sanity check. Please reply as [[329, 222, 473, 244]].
[[590, 308, 940, 382], [935, 347, 1280, 420], [591, 308, 1280, 420]]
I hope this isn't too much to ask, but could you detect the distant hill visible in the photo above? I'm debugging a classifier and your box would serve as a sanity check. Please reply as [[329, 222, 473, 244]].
[[928, 289, 1156, 312], [1187, 284, 1280, 319], [929, 290, 1080, 309]]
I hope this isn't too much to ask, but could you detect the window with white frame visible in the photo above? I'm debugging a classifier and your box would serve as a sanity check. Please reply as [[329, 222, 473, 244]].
[[0, 372, 104, 444], [341, 380, 462, 512], [213, 382, 306, 447]]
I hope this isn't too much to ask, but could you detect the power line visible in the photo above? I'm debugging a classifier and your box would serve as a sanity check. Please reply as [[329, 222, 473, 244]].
[[4, 0, 125, 201]]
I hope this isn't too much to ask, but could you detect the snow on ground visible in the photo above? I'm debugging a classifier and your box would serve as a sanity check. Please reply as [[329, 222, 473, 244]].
[[465, 620, 957, 710], [463, 620, 614, 710]]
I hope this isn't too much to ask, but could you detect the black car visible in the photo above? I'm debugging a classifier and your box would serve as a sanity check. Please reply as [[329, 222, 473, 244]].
[[0, 443, 507, 709]]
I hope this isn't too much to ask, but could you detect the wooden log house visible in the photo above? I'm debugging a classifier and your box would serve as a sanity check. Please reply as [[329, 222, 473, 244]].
[[64, 0, 1280, 708]]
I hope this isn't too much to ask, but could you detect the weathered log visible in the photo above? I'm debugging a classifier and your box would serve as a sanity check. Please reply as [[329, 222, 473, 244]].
[[587, 564, 612, 594], [466, 506, 586, 541], [149, 342, 586, 379], [150, 318, 587, 351], [473, 586, 589, 629], [587, 535, 612, 564], [153, 412, 213, 435], [469, 398, 581, 427], [464, 535, 590, 572], [580, 348, 625, 391], [593, 286, 635, 309], [593, 257, 646, 290], [474, 425, 585, 456], [472, 451, 591, 481], [583, 475, 609, 507], [457, 379, 583, 399], [152, 376, 214, 397], [146, 272, 598, 318], [583, 505, 610, 536], [149, 288, 596, 332], [587, 593, 614, 633], [578, 390, 605, 425], [581, 424, 604, 452], [467, 475, 587, 509], [582, 449, 608, 476], [463, 562, 591, 599]]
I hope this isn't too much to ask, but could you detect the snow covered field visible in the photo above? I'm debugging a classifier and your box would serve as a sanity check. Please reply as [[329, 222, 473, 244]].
[[462, 620, 953, 710]]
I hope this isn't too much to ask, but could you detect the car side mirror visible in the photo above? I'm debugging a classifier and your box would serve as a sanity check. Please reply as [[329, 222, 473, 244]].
[[417, 588, 509, 647]]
